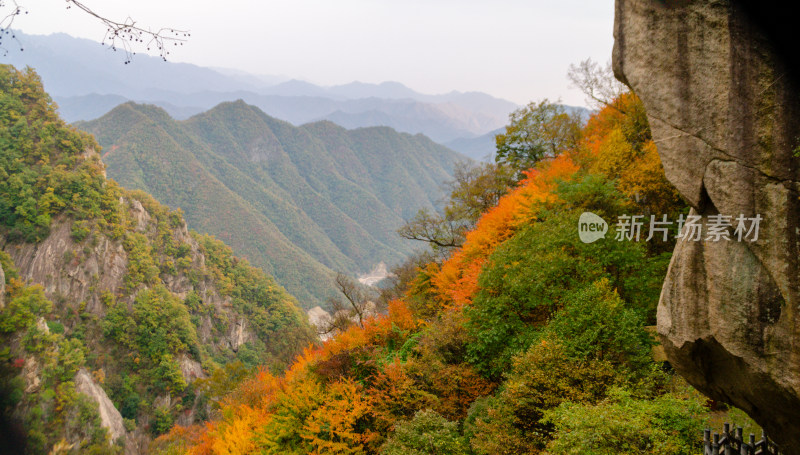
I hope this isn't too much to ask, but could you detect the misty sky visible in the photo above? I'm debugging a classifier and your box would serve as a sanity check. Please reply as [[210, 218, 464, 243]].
[[11, 0, 615, 106]]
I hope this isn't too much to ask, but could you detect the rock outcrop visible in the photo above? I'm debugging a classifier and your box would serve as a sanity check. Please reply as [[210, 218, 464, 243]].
[[227, 317, 251, 352], [74, 368, 127, 446], [614, 0, 800, 451], [1, 205, 255, 348], [0, 198, 260, 453], [1, 218, 128, 317]]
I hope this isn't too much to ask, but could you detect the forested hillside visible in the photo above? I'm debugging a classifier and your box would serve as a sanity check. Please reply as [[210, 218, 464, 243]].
[[0, 65, 314, 453], [155, 92, 761, 454], [78, 101, 465, 307]]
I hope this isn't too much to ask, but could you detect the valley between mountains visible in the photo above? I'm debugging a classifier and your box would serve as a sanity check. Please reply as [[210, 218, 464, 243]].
[[78, 100, 465, 307]]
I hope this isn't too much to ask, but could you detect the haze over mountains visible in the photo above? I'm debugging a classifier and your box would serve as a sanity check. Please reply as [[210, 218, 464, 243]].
[[77, 101, 464, 307], [1, 31, 597, 305], [4, 32, 517, 155]]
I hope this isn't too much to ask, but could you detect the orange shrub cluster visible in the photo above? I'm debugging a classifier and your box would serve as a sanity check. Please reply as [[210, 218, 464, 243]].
[[157, 299, 492, 454], [431, 154, 580, 307]]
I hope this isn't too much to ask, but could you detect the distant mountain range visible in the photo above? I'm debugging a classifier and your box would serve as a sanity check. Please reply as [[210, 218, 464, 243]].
[[444, 128, 504, 162], [4, 32, 519, 144], [77, 101, 465, 307]]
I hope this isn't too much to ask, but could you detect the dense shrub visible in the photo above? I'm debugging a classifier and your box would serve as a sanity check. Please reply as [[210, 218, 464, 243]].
[[543, 387, 708, 455], [381, 409, 470, 455], [546, 279, 653, 372], [468, 341, 619, 453], [465, 206, 655, 378]]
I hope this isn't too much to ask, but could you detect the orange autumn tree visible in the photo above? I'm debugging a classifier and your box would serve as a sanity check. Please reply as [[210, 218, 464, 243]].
[[157, 301, 422, 454], [156, 295, 496, 454], [300, 379, 376, 453], [431, 153, 579, 308], [580, 92, 683, 218]]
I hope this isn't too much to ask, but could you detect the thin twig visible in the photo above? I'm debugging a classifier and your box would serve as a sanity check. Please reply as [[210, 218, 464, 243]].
[[66, 0, 189, 63], [0, 0, 27, 56], [0, 0, 189, 62]]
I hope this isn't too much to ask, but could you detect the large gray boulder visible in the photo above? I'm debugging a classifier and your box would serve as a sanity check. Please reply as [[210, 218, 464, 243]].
[[614, 0, 800, 452]]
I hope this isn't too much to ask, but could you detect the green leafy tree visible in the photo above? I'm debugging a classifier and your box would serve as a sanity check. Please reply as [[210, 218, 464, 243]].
[[0, 283, 52, 333], [103, 286, 197, 393], [464, 210, 653, 378], [151, 405, 176, 436], [467, 341, 619, 454], [495, 99, 582, 174], [546, 279, 653, 373], [55, 338, 86, 382]]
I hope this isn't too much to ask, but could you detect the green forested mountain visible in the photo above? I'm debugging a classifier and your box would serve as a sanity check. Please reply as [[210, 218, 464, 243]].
[[79, 101, 466, 307], [0, 65, 314, 453]]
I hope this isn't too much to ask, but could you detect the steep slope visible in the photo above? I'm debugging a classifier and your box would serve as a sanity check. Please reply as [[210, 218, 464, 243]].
[[79, 101, 466, 308], [184, 104, 405, 266], [79, 103, 338, 307], [0, 65, 313, 454], [156, 91, 727, 455]]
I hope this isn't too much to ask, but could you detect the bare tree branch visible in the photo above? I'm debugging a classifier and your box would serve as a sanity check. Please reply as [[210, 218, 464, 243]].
[[334, 272, 367, 328], [444, 161, 515, 224], [66, 0, 189, 63], [567, 58, 627, 110], [316, 298, 356, 337], [315, 272, 377, 337], [397, 208, 468, 251], [0, 1, 27, 56], [0, 0, 189, 62]]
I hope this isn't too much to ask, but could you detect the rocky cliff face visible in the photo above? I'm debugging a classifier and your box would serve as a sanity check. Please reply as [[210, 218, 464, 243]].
[[74, 368, 126, 445], [2, 218, 128, 317], [613, 0, 800, 451], [0, 206, 256, 355], [0, 200, 261, 453]]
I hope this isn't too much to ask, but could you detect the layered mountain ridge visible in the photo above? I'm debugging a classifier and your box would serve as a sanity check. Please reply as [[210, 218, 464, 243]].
[[78, 100, 465, 307], [4, 32, 518, 144]]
